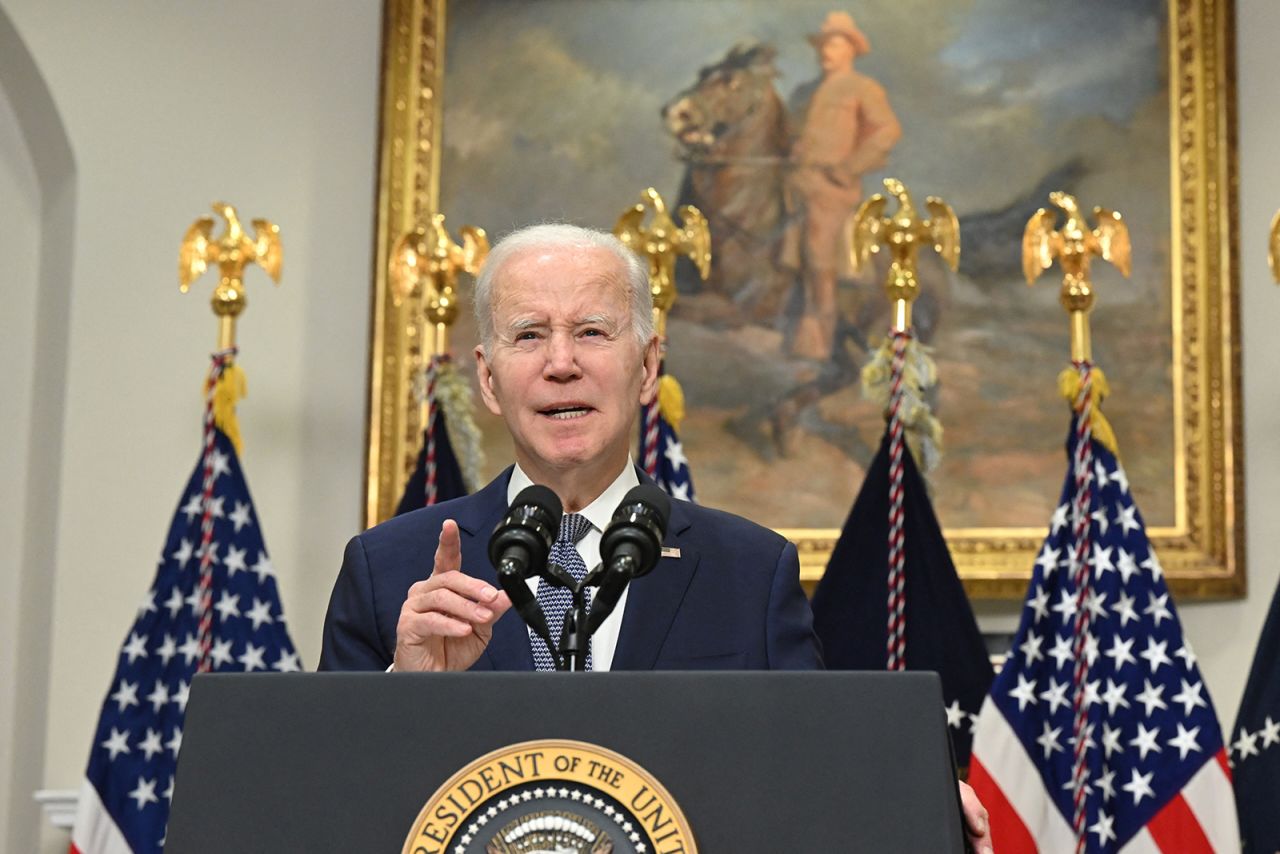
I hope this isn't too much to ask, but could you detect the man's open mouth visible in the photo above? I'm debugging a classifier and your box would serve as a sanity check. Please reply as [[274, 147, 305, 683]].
[[540, 405, 593, 421]]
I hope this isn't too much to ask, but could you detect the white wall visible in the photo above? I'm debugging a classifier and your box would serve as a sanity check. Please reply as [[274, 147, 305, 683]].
[[3, 1, 1280, 852], [0, 6, 76, 852], [0, 2, 382, 851], [0, 39, 52, 854]]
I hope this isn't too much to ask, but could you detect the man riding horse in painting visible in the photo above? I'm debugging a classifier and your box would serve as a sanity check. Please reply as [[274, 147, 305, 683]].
[[663, 10, 904, 460]]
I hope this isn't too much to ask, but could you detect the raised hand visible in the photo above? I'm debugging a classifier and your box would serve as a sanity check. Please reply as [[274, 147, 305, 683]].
[[393, 519, 512, 672]]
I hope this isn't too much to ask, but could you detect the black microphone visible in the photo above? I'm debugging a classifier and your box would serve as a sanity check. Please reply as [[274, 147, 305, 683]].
[[489, 485, 562, 645], [587, 484, 671, 632]]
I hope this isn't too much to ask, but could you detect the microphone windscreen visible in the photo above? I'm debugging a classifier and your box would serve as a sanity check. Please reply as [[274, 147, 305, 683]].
[[620, 483, 671, 531], [512, 484, 563, 521]]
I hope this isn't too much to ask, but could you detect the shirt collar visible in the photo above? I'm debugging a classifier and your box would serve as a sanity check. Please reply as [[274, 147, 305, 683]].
[[506, 460, 640, 535]]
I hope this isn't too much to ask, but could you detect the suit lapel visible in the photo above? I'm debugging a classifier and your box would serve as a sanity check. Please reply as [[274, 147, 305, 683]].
[[454, 468, 536, 671], [610, 500, 700, 670]]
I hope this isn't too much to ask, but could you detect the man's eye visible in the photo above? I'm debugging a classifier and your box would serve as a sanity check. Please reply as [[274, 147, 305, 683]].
[[581, 328, 605, 338], [514, 331, 539, 341]]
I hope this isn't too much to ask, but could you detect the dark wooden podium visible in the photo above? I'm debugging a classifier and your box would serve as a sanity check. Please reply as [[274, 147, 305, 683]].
[[167, 671, 966, 852]]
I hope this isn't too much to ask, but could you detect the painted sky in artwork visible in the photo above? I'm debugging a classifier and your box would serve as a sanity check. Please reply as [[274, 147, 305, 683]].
[[438, 0, 1174, 529]]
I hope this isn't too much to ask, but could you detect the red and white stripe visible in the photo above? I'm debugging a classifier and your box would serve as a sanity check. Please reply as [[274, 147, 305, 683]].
[[885, 330, 909, 671], [69, 778, 132, 854], [640, 356, 663, 478], [423, 355, 440, 506], [1067, 360, 1097, 846], [970, 698, 1241, 852], [641, 400, 660, 478], [194, 349, 233, 673]]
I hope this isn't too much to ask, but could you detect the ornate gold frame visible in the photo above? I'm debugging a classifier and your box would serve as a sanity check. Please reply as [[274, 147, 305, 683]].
[[365, 0, 1243, 599]]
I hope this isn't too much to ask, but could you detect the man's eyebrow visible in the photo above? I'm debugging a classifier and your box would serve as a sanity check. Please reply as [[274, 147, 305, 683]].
[[500, 314, 620, 336], [507, 317, 543, 332], [576, 313, 617, 329]]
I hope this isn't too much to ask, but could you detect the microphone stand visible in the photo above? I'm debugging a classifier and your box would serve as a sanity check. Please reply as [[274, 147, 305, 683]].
[[535, 562, 589, 672], [545, 562, 607, 672], [557, 585, 590, 672]]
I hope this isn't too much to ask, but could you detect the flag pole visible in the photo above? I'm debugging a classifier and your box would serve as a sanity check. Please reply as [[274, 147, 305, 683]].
[[615, 187, 710, 495], [388, 213, 488, 506], [1023, 191, 1131, 851], [177, 202, 284, 672], [968, 191, 1236, 854], [848, 177, 959, 670]]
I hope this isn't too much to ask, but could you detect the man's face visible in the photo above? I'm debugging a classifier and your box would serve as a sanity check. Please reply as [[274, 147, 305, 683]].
[[817, 35, 856, 74], [475, 245, 659, 481]]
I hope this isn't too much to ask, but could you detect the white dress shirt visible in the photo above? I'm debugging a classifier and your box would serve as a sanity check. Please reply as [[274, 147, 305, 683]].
[[507, 461, 639, 672]]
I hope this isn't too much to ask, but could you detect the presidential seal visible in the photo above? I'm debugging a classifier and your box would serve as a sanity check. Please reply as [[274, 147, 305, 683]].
[[401, 739, 696, 854]]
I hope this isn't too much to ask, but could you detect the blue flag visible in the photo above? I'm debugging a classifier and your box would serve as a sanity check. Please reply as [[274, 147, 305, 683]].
[[1231, 576, 1280, 851], [811, 428, 993, 767], [71, 425, 299, 854], [395, 408, 468, 515]]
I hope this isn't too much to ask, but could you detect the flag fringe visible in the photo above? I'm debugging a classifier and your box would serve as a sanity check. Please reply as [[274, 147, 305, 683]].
[[433, 360, 485, 493], [1057, 367, 1119, 456], [657, 374, 686, 433], [206, 362, 246, 457], [861, 336, 942, 472]]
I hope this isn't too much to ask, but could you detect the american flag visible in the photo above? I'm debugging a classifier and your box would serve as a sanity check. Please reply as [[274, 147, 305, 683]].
[[70, 361, 299, 854], [639, 363, 696, 502], [970, 408, 1239, 852]]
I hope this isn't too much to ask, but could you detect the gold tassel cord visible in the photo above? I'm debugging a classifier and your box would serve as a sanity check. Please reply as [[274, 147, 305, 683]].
[[207, 362, 247, 457], [860, 337, 943, 473], [1057, 367, 1119, 457], [431, 359, 485, 493], [657, 374, 687, 433]]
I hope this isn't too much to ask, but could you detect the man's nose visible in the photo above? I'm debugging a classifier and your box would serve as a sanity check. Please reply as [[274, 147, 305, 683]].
[[542, 333, 582, 380]]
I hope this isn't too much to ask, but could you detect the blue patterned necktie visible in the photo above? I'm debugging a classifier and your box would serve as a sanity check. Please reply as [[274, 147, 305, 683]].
[[533, 512, 593, 671]]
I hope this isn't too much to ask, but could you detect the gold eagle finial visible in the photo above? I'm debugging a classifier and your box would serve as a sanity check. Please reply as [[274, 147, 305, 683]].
[[848, 177, 960, 332], [1022, 191, 1130, 361], [389, 213, 489, 355], [178, 202, 282, 349], [613, 187, 711, 338]]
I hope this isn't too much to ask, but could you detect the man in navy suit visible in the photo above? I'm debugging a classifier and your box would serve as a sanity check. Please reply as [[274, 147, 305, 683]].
[[320, 223, 822, 673], [318, 223, 992, 851]]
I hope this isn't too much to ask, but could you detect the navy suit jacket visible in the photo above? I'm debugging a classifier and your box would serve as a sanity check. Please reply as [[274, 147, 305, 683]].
[[319, 467, 823, 671]]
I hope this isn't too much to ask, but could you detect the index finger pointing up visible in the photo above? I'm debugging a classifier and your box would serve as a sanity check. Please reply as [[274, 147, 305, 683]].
[[432, 519, 462, 576]]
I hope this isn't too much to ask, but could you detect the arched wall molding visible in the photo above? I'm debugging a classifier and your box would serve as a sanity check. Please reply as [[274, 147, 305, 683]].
[[0, 6, 77, 852]]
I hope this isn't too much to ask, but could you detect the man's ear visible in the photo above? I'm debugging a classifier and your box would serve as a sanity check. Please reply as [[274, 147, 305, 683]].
[[475, 344, 503, 416], [638, 335, 661, 406]]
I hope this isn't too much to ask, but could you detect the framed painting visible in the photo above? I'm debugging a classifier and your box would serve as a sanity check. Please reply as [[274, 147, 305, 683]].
[[365, 0, 1242, 599]]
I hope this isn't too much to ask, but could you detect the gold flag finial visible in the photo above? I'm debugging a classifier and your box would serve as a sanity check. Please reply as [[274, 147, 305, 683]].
[[1269, 208, 1280, 283], [389, 213, 488, 356], [847, 177, 960, 333], [179, 202, 282, 350], [613, 187, 711, 339], [1023, 191, 1131, 362]]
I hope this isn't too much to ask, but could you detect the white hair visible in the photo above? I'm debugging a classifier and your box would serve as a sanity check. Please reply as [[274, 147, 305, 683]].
[[473, 223, 655, 353]]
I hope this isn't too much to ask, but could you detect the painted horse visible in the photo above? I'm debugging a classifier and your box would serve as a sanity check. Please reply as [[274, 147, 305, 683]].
[[662, 42, 795, 324]]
